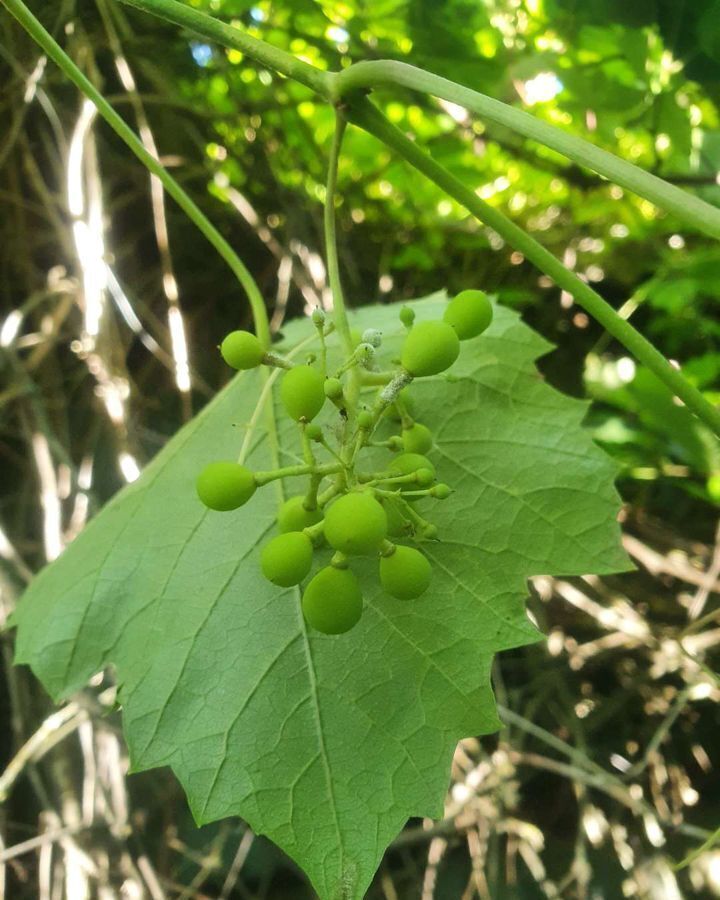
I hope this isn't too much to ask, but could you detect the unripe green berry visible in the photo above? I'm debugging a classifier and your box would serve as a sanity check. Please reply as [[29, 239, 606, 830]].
[[357, 410, 373, 430], [422, 524, 439, 539], [402, 422, 433, 454], [387, 435, 403, 452], [379, 545, 432, 600], [196, 461, 256, 511], [399, 305, 415, 329], [388, 453, 436, 486], [220, 330, 265, 370], [278, 495, 323, 533], [302, 566, 363, 634], [305, 423, 323, 442], [324, 377, 344, 400], [401, 320, 460, 377], [415, 467, 435, 487], [261, 532, 313, 587], [281, 366, 325, 421], [324, 492, 388, 555], [431, 483, 452, 499], [443, 289, 493, 340]]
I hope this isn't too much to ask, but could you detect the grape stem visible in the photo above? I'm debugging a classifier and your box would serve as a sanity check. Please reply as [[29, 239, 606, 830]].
[[255, 462, 342, 485]]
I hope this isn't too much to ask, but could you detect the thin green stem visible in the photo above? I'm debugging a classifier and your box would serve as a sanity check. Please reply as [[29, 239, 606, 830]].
[[324, 114, 353, 355], [117, 0, 329, 96], [255, 462, 341, 485], [2, 0, 271, 347], [333, 60, 720, 242], [346, 98, 720, 438]]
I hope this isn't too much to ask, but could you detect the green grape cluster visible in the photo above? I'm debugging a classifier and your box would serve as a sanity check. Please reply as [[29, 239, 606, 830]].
[[195, 290, 493, 635]]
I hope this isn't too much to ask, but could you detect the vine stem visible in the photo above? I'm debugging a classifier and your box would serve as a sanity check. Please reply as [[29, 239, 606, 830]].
[[324, 114, 352, 355], [345, 97, 720, 438], [1, 0, 271, 348], [333, 61, 720, 242]]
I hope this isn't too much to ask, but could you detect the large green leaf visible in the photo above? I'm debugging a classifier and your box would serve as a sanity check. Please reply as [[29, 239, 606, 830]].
[[12, 296, 629, 899]]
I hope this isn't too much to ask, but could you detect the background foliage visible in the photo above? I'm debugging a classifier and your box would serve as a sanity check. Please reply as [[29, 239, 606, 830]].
[[1, 0, 719, 897]]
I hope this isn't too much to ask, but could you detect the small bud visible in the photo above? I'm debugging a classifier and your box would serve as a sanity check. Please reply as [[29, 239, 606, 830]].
[[431, 483, 452, 499], [357, 410, 373, 430], [399, 306, 415, 329], [362, 328, 382, 348], [324, 377, 344, 400], [387, 435, 403, 452], [311, 307, 326, 327], [356, 342, 375, 363]]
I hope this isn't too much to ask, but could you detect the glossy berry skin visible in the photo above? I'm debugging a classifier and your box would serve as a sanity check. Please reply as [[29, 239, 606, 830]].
[[302, 566, 363, 634], [281, 366, 325, 421], [388, 453, 436, 485], [196, 461, 256, 511], [401, 320, 460, 377], [380, 545, 432, 600], [261, 532, 313, 587], [324, 493, 388, 555], [443, 289, 493, 340], [402, 422, 433, 454], [277, 495, 323, 533], [220, 330, 265, 370]]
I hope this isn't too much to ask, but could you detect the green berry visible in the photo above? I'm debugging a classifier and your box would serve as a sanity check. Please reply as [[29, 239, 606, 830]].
[[357, 410, 373, 430], [402, 422, 433, 454], [379, 545, 432, 600], [196, 461, 256, 511], [281, 366, 325, 421], [324, 377, 344, 400], [422, 523, 439, 539], [311, 307, 326, 327], [261, 532, 313, 587], [387, 435, 403, 452], [443, 289, 493, 340], [277, 495, 323, 533], [431, 483, 452, 499], [387, 453, 436, 488], [401, 320, 460, 377], [302, 566, 363, 634], [399, 305, 415, 329], [305, 423, 323, 442], [220, 330, 265, 370], [324, 492, 388, 555], [415, 467, 435, 487]]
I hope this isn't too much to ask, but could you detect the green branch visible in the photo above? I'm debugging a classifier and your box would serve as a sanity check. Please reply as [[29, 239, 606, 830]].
[[118, 0, 330, 96], [324, 114, 352, 354], [2, 0, 271, 347], [334, 61, 720, 242], [345, 97, 720, 438]]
